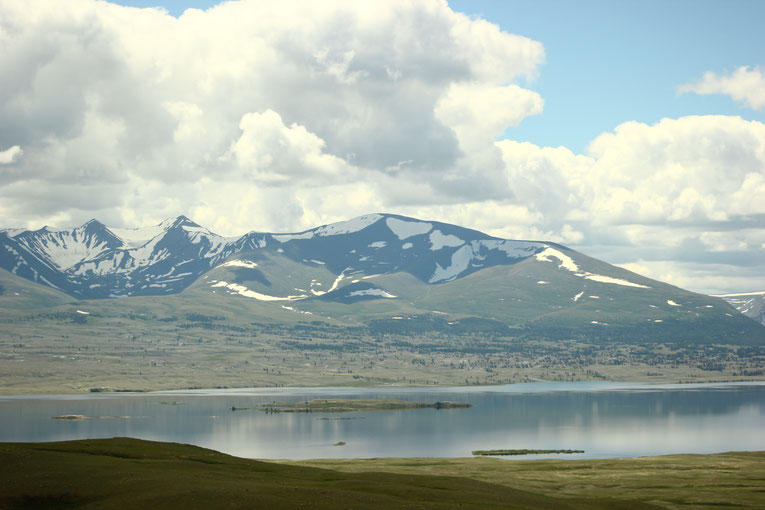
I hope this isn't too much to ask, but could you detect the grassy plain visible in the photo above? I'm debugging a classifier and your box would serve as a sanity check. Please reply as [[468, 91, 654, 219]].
[[1, 313, 763, 394], [290, 452, 765, 510], [1, 307, 763, 394]]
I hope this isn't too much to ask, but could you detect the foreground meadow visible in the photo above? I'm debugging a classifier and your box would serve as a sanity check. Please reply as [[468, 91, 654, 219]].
[[1, 438, 762, 509]]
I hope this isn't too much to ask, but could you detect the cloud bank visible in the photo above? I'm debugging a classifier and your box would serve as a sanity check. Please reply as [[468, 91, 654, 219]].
[[0, 0, 763, 294]]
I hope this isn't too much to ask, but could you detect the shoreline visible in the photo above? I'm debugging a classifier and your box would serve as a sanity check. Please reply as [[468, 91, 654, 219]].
[[2, 378, 764, 399]]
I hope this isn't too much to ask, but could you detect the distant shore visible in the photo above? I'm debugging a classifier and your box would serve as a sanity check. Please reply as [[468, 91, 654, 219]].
[[3, 378, 765, 397]]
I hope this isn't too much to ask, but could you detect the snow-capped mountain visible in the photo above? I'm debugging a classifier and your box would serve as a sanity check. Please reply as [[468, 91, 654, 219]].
[[2, 213, 762, 344], [0, 212, 715, 300], [715, 292, 765, 326]]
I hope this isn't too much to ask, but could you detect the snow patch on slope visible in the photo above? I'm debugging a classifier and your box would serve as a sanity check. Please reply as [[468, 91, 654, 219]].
[[429, 230, 465, 250], [273, 231, 315, 243], [315, 214, 383, 237], [310, 270, 347, 296], [535, 247, 579, 272], [328, 270, 348, 293], [428, 240, 543, 284], [534, 247, 650, 289], [211, 281, 307, 301], [386, 217, 432, 240], [219, 260, 258, 269], [430, 245, 473, 283], [348, 288, 397, 299]]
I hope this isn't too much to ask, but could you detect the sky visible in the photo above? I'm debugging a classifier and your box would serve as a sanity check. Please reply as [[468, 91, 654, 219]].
[[0, 0, 764, 295]]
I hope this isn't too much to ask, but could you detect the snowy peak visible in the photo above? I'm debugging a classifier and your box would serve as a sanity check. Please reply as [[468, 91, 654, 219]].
[[166, 215, 202, 230], [110, 215, 213, 249], [10, 219, 124, 271]]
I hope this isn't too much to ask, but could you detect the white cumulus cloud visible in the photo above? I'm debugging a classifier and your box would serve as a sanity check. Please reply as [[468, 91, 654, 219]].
[[0, 0, 544, 231], [679, 66, 765, 111], [494, 115, 765, 293], [228, 110, 351, 184]]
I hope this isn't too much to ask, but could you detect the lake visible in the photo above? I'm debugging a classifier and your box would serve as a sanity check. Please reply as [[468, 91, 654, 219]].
[[1, 381, 763, 460]]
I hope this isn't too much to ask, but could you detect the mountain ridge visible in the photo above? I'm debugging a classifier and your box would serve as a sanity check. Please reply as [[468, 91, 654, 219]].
[[2, 213, 764, 345]]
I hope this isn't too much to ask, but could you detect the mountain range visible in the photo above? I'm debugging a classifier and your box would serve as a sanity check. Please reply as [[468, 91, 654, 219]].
[[1, 213, 763, 344]]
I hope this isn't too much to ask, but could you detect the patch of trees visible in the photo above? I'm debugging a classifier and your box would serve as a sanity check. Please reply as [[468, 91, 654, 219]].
[[123, 312, 156, 321], [30, 311, 90, 324], [176, 322, 248, 333], [185, 313, 225, 323], [280, 341, 362, 352]]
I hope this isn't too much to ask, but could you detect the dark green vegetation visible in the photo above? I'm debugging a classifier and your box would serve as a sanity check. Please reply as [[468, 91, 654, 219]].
[[257, 398, 471, 413], [0, 438, 662, 510], [472, 449, 584, 456], [1, 264, 763, 394]]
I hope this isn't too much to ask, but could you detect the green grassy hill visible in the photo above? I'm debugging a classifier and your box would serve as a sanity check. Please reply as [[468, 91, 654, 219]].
[[182, 247, 763, 345], [0, 268, 76, 311]]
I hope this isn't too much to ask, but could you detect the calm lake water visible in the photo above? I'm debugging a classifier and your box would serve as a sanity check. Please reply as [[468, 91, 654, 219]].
[[1, 382, 763, 460]]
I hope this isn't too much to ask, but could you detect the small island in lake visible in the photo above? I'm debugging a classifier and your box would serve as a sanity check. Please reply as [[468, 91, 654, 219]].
[[257, 398, 471, 413], [51, 414, 132, 421], [472, 449, 584, 456]]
